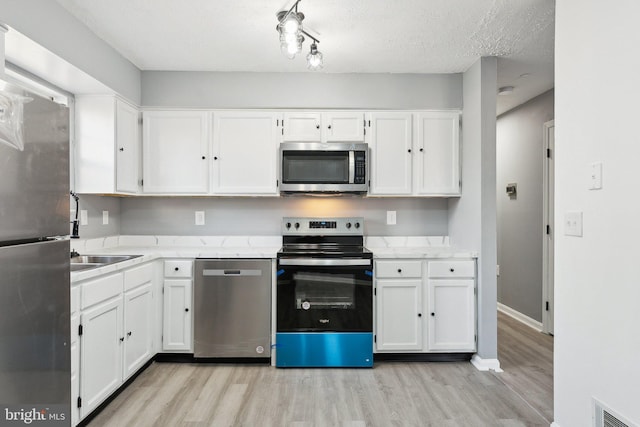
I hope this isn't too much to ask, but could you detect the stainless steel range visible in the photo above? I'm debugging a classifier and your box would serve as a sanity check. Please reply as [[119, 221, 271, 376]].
[[275, 217, 373, 368]]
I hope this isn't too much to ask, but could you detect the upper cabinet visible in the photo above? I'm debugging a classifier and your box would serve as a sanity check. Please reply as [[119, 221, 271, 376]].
[[282, 112, 365, 142], [142, 111, 210, 194], [76, 105, 460, 198], [414, 111, 461, 196], [211, 111, 280, 195], [75, 95, 140, 194], [368, 112, 413, 195], [367, 111, 461, 197]]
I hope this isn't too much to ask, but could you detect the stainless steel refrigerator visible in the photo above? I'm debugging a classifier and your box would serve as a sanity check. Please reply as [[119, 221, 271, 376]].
[[0, 80, 71, 425]]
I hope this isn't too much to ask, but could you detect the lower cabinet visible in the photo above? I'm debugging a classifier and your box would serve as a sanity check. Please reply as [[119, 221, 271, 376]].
[[76, 262, 155, 422], [162, 260, 193, 352], [374, 258, 476, 353], [375, 260, 423, 351], [80, 295, 123, 418]]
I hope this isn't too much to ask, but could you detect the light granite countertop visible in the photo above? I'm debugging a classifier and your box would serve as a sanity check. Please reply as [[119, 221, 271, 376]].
[[70, 235, 477, 283]]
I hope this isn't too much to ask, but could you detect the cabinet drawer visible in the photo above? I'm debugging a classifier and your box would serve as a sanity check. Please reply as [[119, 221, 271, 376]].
[[428, 260, 475, 278], [164, 260, 193, 278], [124, 263, 154, 291], [81, 272, 123, 309], [375, 260, 422, 278]]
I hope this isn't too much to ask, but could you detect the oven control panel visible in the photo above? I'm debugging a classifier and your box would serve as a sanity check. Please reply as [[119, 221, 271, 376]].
[[282, 217, 364, 235]]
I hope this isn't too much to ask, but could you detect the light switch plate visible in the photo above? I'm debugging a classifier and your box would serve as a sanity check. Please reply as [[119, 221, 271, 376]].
[[564, 211, 583, 237], [589, 162, 603, 190], [195, 211, 205, 226], [80, 210, 88, 226], [386, 211, 397, 225], [102, 210, 109, 225]]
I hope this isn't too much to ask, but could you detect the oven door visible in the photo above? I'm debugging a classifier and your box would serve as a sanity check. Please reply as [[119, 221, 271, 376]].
[[276, 258, 373, 332]]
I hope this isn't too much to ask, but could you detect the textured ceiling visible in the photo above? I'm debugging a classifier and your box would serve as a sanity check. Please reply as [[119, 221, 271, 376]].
[[54, 0, 554, 114]]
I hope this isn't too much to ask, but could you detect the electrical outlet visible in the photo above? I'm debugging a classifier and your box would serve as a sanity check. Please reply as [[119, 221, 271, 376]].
[[102, 210, 109, 225], [80, 210, 88, 226], [386, 211, 397, 225], [195, 211, 205, 226], [564, 211, 583, 237]]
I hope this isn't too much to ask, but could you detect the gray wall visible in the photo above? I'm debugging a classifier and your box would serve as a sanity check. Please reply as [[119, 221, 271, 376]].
[[141, 72, 462, 109], [496, 90, 554, 322], [0, 0, 141, 104], [449, 57, 498, 360], [72, 194, 121, 239], [120, 197, 448, 236]]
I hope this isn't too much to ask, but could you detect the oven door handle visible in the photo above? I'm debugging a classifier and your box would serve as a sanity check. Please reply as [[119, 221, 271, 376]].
[[278, 258, 371, 266]]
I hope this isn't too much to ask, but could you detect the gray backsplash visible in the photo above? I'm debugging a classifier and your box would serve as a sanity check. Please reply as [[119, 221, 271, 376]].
[[72, 194, 122, 239], [119, 197, 449, 236]]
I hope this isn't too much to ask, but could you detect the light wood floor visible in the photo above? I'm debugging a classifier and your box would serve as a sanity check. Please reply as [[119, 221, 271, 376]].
[[87, 314, 553, 427]]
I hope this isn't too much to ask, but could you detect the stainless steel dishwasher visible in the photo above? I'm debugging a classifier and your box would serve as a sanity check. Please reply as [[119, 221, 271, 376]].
[[194, 259, 271, 358]]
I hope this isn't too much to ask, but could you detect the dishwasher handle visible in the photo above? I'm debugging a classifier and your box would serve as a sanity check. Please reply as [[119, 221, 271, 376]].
[[202, 269, 264, 277]]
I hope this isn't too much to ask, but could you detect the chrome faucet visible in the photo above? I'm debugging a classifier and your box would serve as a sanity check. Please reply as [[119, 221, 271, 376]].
[[70, 191, 80, 239]]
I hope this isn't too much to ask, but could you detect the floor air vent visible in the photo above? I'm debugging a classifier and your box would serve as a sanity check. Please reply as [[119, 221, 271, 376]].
[[594, 398, 636, 427]]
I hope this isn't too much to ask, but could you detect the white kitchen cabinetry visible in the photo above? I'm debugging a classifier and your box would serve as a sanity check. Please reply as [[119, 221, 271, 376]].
[[162, 260, 193, 351], [142, 111, 209, 194], [374, 258, 476, 353], [212, 111, 280, 194], [367, 112, 413, 195], [427, 261, 476, 351], [75, 95, 140, 194], [375, 260, 423, 351], [122, 281, 154, 379], [282, 112, 365, 142], [367, 111, 460, 196], [414, 111, 461, 195], [79, 273, 124, 419], [77, 262, 155, 420]]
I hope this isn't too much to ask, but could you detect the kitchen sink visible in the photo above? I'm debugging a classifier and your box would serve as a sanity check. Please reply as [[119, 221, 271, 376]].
[[70, 263, 100, 272], [70, 254, 142, 272]]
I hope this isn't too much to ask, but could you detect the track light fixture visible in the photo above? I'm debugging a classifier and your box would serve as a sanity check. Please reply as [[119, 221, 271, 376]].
[[276, 0, 324, 70]]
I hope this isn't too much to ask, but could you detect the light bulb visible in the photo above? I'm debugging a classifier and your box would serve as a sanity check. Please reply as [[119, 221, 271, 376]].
[[283, 17, 299, 34], [306, 43, 323, 70]]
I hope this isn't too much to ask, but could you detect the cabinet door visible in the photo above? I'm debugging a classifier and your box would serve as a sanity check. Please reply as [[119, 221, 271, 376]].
[[212, 111, 280, 194], [123, 283, 153, 380], [414, 111, 461, 195], [368, 112, 413, 195], [322, 112, 365, 142], [282, 112, 321, 141], [80, 297, 123, 418], [142, 111, 209, 193], [115, 100, 140, 193], [163, 279, 192, 351], [75, 95, 117, 194], [375, 279, 423, 351], [427, 279, 475, 351]]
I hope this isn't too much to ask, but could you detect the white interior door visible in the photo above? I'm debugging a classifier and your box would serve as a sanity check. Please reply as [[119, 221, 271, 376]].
[[543, 120, 555, 334]]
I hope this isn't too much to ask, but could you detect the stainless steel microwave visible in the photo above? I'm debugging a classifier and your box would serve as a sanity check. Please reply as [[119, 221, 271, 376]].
[[279, 142, 369, 194]]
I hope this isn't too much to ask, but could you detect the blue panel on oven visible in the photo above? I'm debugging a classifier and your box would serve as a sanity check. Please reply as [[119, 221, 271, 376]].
[[275, 332, 373, 368]]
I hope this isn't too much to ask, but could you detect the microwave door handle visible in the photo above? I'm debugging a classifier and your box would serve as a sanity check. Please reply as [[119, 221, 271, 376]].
[[349, 151, 355, 184]]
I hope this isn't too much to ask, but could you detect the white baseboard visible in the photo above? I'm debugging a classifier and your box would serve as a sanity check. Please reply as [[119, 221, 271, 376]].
[[470, 354, 503, 372], [498, 302, 543, 332], [550, 422, 562, 427]]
